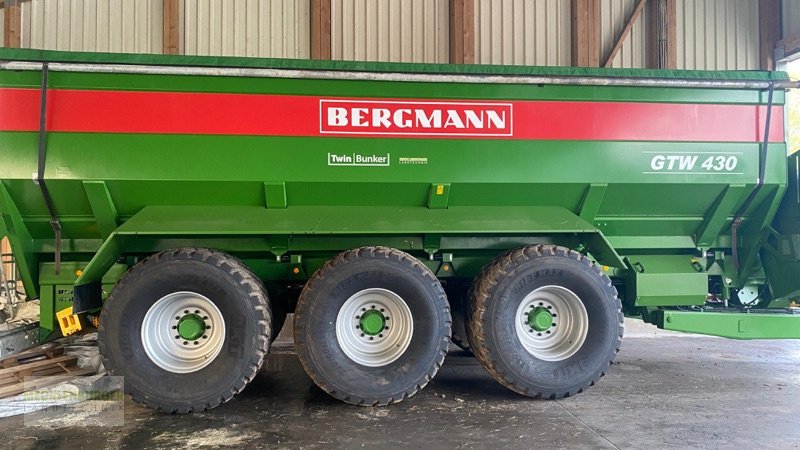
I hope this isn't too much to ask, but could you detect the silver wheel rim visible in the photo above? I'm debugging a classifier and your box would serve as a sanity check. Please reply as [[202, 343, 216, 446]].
[[335, 288, 413, 367], [514, 285, 588, 361], [141, 291, 226, 373]]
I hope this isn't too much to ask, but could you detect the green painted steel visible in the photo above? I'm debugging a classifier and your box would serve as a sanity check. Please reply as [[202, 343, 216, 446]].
[[177, 314, 206, 341], [359, 310, 386, 336], [528, 307, 554, 332], [659, 310, 800, 339], [1, 48, 798, 340]]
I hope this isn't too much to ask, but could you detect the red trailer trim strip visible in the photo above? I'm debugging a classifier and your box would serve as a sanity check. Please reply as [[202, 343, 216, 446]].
[[0, 88, 785, 142]]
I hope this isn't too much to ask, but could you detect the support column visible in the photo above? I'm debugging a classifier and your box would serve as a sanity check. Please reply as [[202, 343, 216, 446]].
[[647, 0, 676, 69], [571, 0, 600, 67], [3, 0, 21, 48], [759, 0, 781, 70], [310, 0, 331, 60], [163, 0, 180, 55], [449, 0, 475, 64]]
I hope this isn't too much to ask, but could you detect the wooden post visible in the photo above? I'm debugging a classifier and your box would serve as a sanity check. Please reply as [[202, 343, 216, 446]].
[[310, 0, 331, 60], [759, 0, 781, 70], [3, 0, 21, 48], [163, 0, 180, 55], [571, 0, 600, 67], [646, 0, 676, 69], [0, 238, 10, 286], [449, 0, 475, 64]]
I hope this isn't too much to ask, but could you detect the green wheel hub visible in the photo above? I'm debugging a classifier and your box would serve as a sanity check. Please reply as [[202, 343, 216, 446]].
[[359, 309, 386, 336], [527, 307, 553, 332], [177, 313, 206, 341]]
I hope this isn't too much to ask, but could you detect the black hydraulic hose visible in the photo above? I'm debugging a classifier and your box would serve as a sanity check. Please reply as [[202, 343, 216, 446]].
[[731, 82, 775, 272], [35, 63, 62, 274]]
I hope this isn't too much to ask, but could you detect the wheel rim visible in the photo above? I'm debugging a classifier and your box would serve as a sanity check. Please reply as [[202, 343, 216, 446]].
[[514, 285, 588, 361], [141, 291, 226, 373], [335, 288, 414, 367]]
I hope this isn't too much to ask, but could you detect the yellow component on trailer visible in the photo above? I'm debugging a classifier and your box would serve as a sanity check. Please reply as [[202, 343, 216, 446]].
[[56, 307, 83, 336]]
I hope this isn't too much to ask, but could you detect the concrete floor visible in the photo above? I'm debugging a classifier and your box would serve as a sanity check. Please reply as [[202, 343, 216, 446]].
[[1, 319, 800, 450]]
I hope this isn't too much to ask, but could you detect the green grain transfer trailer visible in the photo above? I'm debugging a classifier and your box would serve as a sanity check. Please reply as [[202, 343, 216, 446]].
[[1, 49, 800, 413]]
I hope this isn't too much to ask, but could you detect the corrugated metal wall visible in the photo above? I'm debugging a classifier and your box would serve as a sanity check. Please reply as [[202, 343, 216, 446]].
[[600, 0, 647, 68], [182, 0, 310, 58], [19, 0, 163, 53], [675, 0, 760, 70], [1, 2, 786, 68], [0, 5, 4, 46], [473, 0, 571, 66], [330, 0, 449, 63], [784, 0, 800, 39]]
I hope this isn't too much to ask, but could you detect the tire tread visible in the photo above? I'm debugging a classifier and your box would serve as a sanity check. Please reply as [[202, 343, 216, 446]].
[[98, 247, 271, 414], [294, 246, 450, 406], [466, 244, 624, 399]]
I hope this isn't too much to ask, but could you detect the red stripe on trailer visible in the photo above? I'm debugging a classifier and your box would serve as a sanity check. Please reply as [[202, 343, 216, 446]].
[[0, 89, 41, 132], [0, 88, 785, 142]]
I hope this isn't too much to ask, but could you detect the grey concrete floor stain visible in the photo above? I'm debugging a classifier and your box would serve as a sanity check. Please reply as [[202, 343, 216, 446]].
[[1, 320, 799, 450]]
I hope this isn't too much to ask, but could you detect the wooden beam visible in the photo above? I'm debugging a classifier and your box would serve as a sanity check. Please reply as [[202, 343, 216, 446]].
[[163, 0, 180, 55], [571, 0, 600, 67], [449, 0, 475, 64], [759, 0, 781, 70], [775, 32, 800, 60], [3, 0, 21, 49], [1, 237, 11, 288], [310, 0, 331, 60], [0, 0, 32, 9], [646, 0, 676, 69], [603, 0, 647, 68]]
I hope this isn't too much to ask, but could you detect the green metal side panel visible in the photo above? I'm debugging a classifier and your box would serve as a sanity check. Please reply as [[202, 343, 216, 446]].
[[660, 310, 800, 339], [73, 205, 624, 287], [628, 255, 708, 306], [0, 49, 791, 321], [0, 182, 37, 298], [38, 262, 128, 339]]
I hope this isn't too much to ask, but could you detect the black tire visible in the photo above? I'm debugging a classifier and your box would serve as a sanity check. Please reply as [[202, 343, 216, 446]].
[[294, 246, 451, 406], [444, 282, 472, 353], [467, 245, 623, 399], [98, 248, 271, 413]]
